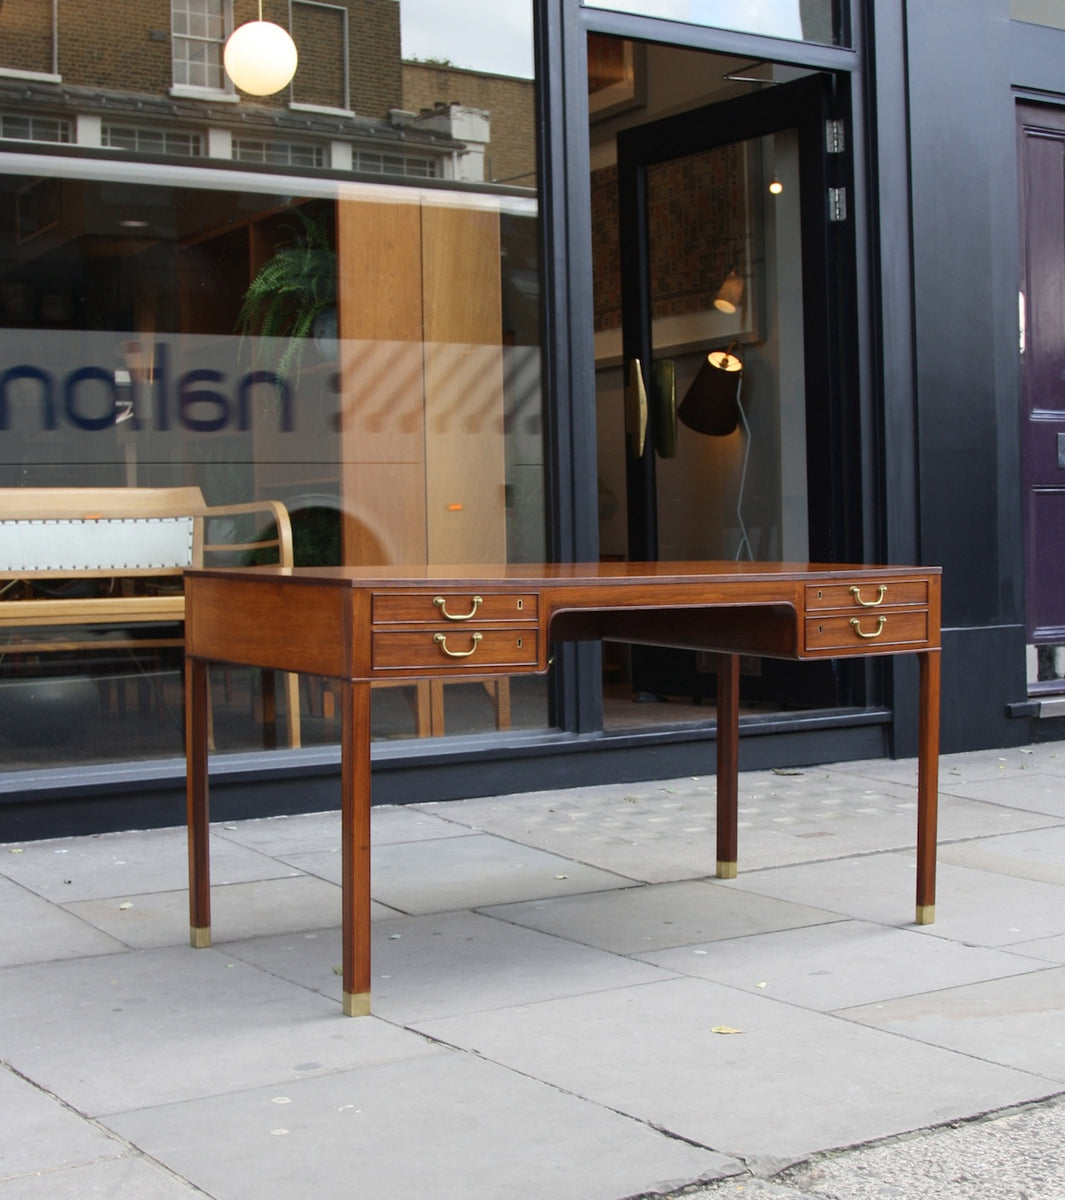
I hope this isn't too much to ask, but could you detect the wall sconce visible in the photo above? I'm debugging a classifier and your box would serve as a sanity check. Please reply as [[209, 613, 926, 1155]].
[[768, 176, 783, 195], [713, 269, 745, 314], [677, 342, 743, 436], [224, 1, 298, 95]]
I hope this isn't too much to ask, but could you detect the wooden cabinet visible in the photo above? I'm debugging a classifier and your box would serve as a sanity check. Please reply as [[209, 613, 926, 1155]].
[[336, 196, 507, 567]]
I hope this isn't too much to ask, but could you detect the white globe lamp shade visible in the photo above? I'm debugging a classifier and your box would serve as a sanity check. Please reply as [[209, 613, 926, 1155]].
[[224, 20, 298, 95]]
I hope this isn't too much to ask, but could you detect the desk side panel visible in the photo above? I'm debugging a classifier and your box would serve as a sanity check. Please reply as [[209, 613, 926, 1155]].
[[185, 575, 350, 678]]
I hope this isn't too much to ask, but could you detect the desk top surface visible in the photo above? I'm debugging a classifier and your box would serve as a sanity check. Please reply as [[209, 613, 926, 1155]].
[[187, 561, 940, 588]]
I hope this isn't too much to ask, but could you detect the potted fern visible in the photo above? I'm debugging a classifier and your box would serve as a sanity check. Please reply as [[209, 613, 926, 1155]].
[[237, 206, 338, 379]]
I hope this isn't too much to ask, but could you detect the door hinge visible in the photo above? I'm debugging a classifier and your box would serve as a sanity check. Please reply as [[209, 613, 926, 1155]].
[[828, 186, 847, 222], [826, 118, 845, 154]]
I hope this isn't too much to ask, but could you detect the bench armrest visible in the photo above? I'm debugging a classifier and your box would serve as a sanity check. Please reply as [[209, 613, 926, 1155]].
[[200, 499, 294, 567]]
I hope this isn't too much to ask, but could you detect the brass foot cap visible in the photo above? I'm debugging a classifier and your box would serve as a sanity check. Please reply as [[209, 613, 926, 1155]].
[[716, 860, 738, 880], [190, 926, 212, 949], [916, 904, 935, 925], [343, 991, 371, 1017]]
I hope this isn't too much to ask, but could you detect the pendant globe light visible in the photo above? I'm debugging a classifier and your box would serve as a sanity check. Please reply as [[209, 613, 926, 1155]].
[[224, 1, 298, 96]]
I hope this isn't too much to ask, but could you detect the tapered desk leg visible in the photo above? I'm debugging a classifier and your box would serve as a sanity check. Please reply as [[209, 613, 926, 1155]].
[[340, 680, 372, 1016], [716, 653, 740, 879], [916, 649, 941, 925], [186, 657, 212, 949]]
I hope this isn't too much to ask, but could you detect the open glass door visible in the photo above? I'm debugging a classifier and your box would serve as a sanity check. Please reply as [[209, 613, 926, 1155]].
[[590, 41, 857, 723]]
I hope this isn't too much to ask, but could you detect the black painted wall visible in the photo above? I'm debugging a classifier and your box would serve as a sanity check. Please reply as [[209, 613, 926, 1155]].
[[894, 0, 1029, 750]]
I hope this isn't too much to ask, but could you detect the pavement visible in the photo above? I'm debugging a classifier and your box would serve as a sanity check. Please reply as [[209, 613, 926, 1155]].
[[3, 741, 1065, 1199]]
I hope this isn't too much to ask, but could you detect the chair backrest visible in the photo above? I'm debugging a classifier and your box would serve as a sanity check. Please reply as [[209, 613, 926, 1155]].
[[0, 487, 208, 576]]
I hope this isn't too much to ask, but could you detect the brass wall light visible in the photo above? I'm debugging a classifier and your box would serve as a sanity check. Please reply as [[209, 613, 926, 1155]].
[[713, 269, 745, 314]]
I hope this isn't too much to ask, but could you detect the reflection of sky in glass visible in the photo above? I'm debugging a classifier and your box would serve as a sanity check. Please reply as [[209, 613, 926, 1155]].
[[400, 0, 535, 79], [581, 0, 804, 40]]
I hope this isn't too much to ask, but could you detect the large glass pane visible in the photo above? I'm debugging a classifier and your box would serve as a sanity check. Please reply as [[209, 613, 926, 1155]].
[[582, 0, 844, 47], [0, 0, 544, 773], [590, 38, 844, 728]]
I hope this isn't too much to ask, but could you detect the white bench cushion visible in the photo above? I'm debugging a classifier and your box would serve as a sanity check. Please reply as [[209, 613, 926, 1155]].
[[1, 517, 195, 572]]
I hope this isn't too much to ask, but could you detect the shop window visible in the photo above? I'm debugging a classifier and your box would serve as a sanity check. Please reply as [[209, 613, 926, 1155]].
[[0, 0, 546, 776], [172, 0, 228, 91]]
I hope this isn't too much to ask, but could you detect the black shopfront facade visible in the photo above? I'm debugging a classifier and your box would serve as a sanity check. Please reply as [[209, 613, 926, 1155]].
[[0, 0, 1060, 839]]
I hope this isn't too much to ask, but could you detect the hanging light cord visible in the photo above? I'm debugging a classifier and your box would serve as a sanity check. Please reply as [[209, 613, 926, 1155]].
[[734, 378, 753, 561]]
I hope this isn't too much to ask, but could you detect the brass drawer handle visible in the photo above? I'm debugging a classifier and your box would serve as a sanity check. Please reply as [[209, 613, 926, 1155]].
[[434, 631, 483, 658], [433, 595, 483, 621], [850, 584, 887, 607], [850, 616, 887, 639]]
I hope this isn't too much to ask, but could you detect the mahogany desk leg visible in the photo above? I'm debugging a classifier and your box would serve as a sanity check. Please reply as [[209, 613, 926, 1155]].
[[186, 657, 212, 949], [340, 680, 373, 1016], [716, 653, 740, 879], [916, 649, 941, 925]]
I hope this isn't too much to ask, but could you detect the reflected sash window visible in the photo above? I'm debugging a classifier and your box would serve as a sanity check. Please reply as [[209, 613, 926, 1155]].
[[172, 0, 228, 90]]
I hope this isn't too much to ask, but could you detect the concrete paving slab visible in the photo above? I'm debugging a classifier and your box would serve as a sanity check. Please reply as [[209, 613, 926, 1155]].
[[61, 872, 396, 951], [1005, 933, 1065, 964], [0, 1157, 206, 1199], [422, 774, 1055, 882], [482, 878, 844, 955], [939, 825, 1065, 886], [413, 976, 1056, 1164], [832, 745, 1065, 786], [638, 919, 1044, 1010], [225, 909, 675, 1023], [289, 832, 635, 915], [837, 966, 1065, 1081], [725, 853, 1065, 945], [213, 803, 472, 858], [0, 946, 442, 1115], [0, 875, 125, 965], [0, 827, 294, 901], [0, 1066, 125, 1179], [103, 1051, 743, 1200], [937, 772, 1065, 818]]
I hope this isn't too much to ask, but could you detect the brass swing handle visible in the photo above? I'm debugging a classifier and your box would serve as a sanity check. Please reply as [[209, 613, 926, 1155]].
[[434, 631, 483, 658], [433, 595, 483, 621], [850, 616, 887, 640], [850, 584, 887, 607]]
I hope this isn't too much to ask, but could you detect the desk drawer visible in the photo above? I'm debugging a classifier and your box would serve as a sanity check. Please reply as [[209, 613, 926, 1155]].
[[373, 592, 537, 625], [806, 579, 928, 611], [373, 627, 539, 671], [805, 610, 929, 653]]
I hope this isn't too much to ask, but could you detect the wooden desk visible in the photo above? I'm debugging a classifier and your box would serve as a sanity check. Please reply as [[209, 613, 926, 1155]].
[[184, 561, 942, 1016]]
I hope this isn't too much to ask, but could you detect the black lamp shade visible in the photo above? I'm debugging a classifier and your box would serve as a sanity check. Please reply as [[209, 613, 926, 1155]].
[[677, 346, 743, 436]]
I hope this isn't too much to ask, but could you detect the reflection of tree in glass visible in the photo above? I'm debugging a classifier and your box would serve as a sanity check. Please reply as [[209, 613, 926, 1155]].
[[237, 206, 336, 379]]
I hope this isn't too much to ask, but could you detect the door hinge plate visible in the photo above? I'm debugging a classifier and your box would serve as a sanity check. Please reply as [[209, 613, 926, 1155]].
[[826, 118, 845, 154], [828, 186, 847, 222]]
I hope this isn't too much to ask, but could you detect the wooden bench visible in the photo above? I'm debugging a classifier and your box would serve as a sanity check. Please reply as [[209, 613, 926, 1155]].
[[0, 486, 301, 747]]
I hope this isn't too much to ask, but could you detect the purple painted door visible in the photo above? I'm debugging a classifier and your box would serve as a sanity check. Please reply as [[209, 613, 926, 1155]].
[[1019, 105, 1065, 688]]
